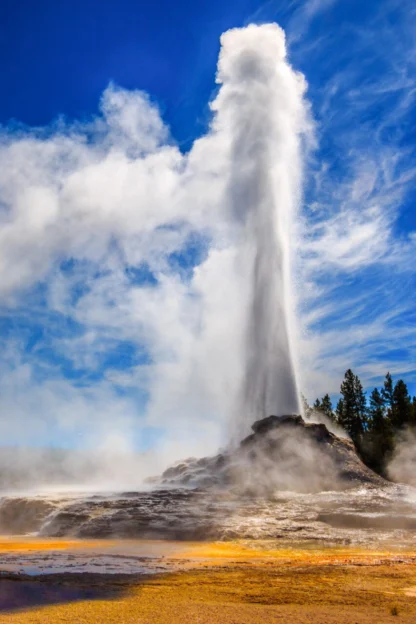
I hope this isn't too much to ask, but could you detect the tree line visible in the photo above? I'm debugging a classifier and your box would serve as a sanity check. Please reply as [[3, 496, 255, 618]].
[[303, 369, 416, 476]]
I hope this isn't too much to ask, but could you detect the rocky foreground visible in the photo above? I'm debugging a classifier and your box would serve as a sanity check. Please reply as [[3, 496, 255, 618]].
[[0, 415, 415, 543]]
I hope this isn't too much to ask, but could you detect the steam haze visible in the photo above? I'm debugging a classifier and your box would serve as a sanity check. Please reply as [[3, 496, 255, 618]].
[[0, 23, 310, 487], [215, 26, 309, 432]]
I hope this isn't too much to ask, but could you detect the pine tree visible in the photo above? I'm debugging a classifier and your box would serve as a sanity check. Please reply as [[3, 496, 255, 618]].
[[391, 380, 411, 429], [368, 388, 385, 433], [354, 374, 367, 430], [381, 372, 394, 415], [310, 371, 415, 479], [321, 394, 334, 421], [338, 369, 366, 442], [312, 395, 334, 422], [363, 386, 393, 475], [336, 398, 344, 424]]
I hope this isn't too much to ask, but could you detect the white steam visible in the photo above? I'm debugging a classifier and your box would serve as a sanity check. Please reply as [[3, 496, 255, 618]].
[[213, 25, 309, 431], [0, 23, 310, 487], [387, 430, 416, 487]]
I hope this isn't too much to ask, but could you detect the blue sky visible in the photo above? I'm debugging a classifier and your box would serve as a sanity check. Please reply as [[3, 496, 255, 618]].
[[0, 0, 415, 457]]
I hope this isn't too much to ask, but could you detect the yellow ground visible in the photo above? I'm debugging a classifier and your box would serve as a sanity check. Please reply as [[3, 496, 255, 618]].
[[2, 539, 416, 623], [0, 536, 114, 552]]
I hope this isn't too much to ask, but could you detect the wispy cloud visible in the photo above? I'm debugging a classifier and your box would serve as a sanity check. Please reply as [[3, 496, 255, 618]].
[[0, 25, 310, 463], [294, 0, 416, 399], [287, 0, 340, 43], [0, 4, 415, 464]]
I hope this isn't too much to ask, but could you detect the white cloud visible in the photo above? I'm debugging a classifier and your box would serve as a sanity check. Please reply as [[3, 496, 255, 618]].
[[0, 23, 311, 472], [291, 0, 416, 401], [0, 7, 415, 480], [287, 0, 340, 43]]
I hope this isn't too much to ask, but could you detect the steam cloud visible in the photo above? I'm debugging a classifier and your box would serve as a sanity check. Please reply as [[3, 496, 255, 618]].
[[387, 430, 416, 488], [0, 24, 310, 487], [214, 25, 308, 430]]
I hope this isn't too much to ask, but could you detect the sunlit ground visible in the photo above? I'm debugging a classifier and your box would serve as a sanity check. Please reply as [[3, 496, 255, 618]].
[[1, 537, 416, 622]]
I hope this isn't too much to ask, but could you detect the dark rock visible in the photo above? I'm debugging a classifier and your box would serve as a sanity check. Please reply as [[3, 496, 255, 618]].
[[0, 498, 57, 534], [251, 414, 303, 434], [0, 416, 394, 543], [40, 511, 91, 537], [153, 414, 386, 493]]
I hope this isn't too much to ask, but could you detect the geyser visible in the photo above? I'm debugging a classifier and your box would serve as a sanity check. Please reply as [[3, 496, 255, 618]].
[[0, 22, 310, 479], [213, 24, 309, 431]]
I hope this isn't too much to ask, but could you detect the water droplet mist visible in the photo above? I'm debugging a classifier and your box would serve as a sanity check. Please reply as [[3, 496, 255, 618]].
[[213, 24, 309, 432]]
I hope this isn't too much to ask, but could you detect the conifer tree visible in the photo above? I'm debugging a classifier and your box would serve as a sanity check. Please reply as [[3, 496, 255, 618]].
[[335, 398, 344, 424], [363, 386, 393, 475], [312, 395, 334, 422], [306, 370, 415, 478], [354, 374, 367, 430], [338, 369, 366, 442], [368, 388, 385, 433], [391, 379, 411, 429], [320, 394, 334, 421], [381, 372, 394, 415]]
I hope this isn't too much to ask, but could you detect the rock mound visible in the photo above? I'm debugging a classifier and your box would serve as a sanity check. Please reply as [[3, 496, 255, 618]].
[[154, 415, 385, 493], [0, 417, 395, 542]]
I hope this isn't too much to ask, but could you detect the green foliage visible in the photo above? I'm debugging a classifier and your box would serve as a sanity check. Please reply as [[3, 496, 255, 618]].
[[335, 398, 344, 422], [391, 379, 411, 429], [361, 387, 394, 475], [368, 388, 385, 434], [312, 369, 416, 479], [320, 394, 334, 421], [309, 394, 336, 423], [337, 369, 366, 443], [381, 372, 394, 411]]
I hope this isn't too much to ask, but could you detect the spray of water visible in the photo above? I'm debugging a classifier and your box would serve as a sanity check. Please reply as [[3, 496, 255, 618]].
[[0, 23, 311, 491], [212, 24, 309, 431]]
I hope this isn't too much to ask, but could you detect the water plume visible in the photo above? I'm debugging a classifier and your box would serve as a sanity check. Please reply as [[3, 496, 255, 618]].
[[0, 23, 311, 476], [212, 24, 309, 431]]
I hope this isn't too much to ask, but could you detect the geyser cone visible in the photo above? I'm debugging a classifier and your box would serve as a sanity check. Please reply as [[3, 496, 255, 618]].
[[213, 24, 308, 431]]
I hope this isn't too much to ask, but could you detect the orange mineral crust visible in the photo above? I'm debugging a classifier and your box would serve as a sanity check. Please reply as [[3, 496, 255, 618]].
[[1, 539, 416, 623], [0, 536, 115, 552]]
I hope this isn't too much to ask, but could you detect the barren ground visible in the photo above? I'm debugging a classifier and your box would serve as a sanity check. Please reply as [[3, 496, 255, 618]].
[[0, 538, 416, 622]]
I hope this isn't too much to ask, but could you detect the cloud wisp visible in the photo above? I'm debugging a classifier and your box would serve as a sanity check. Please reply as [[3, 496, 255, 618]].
[[290, 0, 416, 399], [0, 24, 311, 484], [0, 4, 415, 491]]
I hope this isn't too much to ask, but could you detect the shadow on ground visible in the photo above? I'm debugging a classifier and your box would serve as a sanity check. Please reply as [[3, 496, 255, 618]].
[[0, 576, 128, 613]]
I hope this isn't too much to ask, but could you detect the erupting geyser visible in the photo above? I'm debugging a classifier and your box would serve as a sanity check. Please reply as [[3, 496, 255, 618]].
[[213, 24, 309, 430]]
